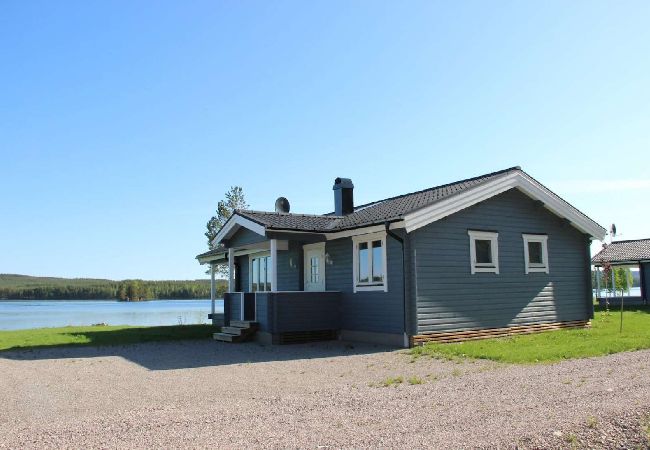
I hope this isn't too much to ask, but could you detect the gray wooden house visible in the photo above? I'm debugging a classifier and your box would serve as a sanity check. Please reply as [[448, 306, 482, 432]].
[[197, 167, 605, 347]]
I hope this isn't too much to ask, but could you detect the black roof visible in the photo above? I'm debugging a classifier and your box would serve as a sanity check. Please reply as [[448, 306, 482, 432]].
[[235, 166, 520, 233], [592, 239, 650, 264]]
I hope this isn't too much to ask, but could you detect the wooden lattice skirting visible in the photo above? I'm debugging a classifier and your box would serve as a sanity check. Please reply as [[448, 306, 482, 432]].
[[410, 320, 591, 346]]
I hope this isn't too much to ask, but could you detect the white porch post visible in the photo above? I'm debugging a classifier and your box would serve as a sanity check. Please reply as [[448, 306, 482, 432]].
[[270, 239, 278, 292], [210, 263, 216, 315], [228, 248, 235, 292], [596, 266, 601, 298], [611, 268, 616, 298]]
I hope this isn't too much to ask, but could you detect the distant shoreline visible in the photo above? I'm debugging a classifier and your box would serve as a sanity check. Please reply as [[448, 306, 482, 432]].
[[0, 274, 228, 301], [0, 298, 221, 302]]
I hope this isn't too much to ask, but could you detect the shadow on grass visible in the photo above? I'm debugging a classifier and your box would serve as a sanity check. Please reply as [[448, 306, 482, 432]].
[[0, 325, 391, 371]]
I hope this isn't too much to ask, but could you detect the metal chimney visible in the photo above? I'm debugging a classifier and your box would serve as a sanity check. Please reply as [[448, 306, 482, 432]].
[[333, 177, 354, 215]]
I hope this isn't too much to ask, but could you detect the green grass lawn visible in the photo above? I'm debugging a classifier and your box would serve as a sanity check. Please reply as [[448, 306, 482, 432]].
[[411, 306, 650, 364], [0, 324, 215, 352]]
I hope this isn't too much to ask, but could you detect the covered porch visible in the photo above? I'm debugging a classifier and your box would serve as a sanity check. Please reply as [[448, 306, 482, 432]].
[[222, 291, 341, 344], [197, 232, 342, 343], [592, 239, 650, 307]]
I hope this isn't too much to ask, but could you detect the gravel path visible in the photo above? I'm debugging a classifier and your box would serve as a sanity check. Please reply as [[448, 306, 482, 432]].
[[1, 340, 649, 449]]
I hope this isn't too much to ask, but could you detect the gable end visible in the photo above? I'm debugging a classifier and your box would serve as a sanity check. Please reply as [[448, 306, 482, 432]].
[[403, 171, 605, 240]]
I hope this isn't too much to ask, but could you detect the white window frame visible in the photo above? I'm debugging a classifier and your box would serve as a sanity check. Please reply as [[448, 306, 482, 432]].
[[249, 251, 272, 292], [522, 234, 549, 274], [468, 230, 499, 274], [352, 231, 388, 293]]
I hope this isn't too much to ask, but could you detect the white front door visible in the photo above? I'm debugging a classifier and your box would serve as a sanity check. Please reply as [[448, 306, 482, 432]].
[[303, 243, 326, 292]]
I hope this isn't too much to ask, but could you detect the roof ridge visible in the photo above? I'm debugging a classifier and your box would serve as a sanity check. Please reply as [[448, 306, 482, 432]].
[[238, 209, 341, 219], [347, 166, 521, 212], [606, 238, 650, 244]]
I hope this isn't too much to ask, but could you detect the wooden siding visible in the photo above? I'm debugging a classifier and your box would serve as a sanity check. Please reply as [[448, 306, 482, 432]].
[[225, 292, 241, 322], [237, 255, 249, 293], [410, 188, 592, 335], [227, 227, 266, 248], [255, 293, 270, 330], [254, 292, 340, 333], [326, 235, 404, 334], [276, 241, 302, 291]]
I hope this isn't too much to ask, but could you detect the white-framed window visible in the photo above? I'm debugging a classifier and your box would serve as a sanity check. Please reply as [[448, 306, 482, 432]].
[[352, 231, 388, 292], [468, 230, 499, 274], [522, 234, 549, 274], [249, 252, 271, 292]]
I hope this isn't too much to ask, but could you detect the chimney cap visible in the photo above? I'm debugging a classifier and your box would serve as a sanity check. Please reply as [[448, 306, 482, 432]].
[[333, 177, 354, 189]]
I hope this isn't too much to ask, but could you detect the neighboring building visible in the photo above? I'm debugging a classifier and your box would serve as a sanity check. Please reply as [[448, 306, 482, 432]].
[[197, 167, 606, 347], [592, 239, 650, 306]]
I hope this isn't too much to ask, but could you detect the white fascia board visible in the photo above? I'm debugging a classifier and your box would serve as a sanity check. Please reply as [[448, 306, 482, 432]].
[[211, 214, 266, 246], [404, 172, 606, 240], [404, 173, 519, 233], [325, 221, 405, 240], [261, 221, 404, 241], [514, 173, 606, 240], [197, 254, 228, 265]]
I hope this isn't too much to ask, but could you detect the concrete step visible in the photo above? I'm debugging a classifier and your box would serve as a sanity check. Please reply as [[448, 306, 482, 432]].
[[229, 320, 259, 329]]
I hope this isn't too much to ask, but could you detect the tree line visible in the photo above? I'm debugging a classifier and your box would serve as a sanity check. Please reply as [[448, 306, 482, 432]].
[[0, 274, 228, 301]]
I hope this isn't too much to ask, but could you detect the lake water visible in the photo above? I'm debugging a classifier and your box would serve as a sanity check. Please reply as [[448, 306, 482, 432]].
[[593, 287, 642, 297], [0, 299, 225, 331]]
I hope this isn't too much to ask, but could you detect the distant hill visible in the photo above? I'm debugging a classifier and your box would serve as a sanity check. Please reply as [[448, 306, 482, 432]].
[[0, 274, 228, 300]]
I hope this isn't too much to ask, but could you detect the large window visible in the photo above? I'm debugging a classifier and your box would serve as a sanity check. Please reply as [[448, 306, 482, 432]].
[[250, 254, 271, 292], [522, 234, 549, 274], [352, 232, 388, 292], [468, 230, 499, 274]]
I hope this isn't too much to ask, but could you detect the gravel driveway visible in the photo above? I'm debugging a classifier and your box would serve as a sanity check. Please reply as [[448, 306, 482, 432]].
[[1, 340, 649, 449]]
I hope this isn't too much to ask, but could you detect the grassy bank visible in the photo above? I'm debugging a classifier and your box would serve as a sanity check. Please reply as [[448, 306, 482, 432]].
[[411, 306, 650, 364], [0, 324, 215, 352]]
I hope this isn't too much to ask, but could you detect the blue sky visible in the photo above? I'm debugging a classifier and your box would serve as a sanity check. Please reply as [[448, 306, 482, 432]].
[[1, 1, 648, 280]]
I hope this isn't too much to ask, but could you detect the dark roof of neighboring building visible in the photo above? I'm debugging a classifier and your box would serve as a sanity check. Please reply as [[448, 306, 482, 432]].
[[234, 166, 521, 232], [196, 246, 228, 260], [592, 239, 650, 264]]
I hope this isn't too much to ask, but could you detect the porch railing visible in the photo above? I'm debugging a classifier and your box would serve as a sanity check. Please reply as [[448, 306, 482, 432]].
[[255, 291, 341, 334], [222, 291, 341, 334]]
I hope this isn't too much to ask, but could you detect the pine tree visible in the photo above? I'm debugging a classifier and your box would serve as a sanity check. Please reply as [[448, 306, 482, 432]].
[[205, 186, 249, 249]]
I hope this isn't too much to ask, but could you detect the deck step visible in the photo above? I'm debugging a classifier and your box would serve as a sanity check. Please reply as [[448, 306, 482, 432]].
[[221, 326, 245, 335], [230, 320, 258, 328], [213, 321, 259, 343], [213, 332, 237, 342]]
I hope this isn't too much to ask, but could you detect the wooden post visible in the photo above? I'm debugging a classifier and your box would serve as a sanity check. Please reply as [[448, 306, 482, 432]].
[[224, 293, 231, 327], [640, 263, 647, 305], [210, 263, 216, 317], [228, 248, 235, 293], [270, 239, 278, 292]]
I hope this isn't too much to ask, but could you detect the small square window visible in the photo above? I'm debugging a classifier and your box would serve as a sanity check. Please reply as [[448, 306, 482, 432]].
[[475, 240, 493, 264], [468, 230, 499, 274], [528, 241, 543, 264], [522, 234, 549, 274]]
